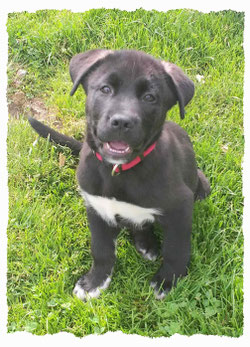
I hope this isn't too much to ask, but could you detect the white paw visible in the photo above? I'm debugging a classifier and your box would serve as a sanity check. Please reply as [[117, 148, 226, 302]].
[[150, 282, 167, 300], [154, 291, 166, 300], [73, 276, 111, 301], [138, 248, 157, 261]]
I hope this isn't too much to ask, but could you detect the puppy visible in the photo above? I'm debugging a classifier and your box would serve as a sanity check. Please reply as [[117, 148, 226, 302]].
[[29, 49, 210, 300]]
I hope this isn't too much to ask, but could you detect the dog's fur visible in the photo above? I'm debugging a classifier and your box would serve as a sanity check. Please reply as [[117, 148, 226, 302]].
[[28, 49, 210, 300]]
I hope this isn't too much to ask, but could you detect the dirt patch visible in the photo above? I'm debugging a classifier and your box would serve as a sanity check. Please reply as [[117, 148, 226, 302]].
[[8, 66, 86, 138], [8, 67, 63, 129], [8, 91, 27, 118], [8, 92, 63, 128]]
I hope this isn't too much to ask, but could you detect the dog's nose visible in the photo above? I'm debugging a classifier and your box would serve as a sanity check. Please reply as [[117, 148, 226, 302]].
[[110, 114, 134, 130]]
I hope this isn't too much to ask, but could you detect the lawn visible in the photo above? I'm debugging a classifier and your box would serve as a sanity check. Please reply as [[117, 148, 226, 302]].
[[7, 9, 244, 337]]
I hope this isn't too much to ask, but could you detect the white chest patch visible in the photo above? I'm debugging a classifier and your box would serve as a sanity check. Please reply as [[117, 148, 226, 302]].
[[80, 190, 162, 227]]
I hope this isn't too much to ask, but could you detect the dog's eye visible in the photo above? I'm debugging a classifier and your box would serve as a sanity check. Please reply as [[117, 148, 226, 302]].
[[100, 85, 112, 94], [143, 94, 155, 102]]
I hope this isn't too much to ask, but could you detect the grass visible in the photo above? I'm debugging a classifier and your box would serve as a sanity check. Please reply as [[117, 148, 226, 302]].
[[7, 9, 244, 337]]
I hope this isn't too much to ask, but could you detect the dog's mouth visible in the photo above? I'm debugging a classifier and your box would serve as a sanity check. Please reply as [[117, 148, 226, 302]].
[[103, 141, 132, 158]]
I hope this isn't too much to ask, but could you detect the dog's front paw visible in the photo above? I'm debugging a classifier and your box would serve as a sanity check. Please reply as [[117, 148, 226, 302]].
[[150, 265, 187, 300], [150, 267, 174, 300], [73, 273, 112, 301], [150, 280, 169, 300]]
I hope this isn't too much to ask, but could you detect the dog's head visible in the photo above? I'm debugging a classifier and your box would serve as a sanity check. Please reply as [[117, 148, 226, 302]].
[[70, 49, 194, 164]]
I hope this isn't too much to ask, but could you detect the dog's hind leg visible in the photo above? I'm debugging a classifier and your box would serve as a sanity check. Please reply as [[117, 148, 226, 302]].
[[195, 169, 211, 201], [131, 224, 159, 261], [73, 209, 120, 301]]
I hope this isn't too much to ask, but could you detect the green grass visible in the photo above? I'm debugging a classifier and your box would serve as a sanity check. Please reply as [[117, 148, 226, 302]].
[[7, 9, 244, 337]]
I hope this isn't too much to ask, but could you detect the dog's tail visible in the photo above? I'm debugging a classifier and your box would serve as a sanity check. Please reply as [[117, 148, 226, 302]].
[[28, 116, 83, 155], [195, 169, 211, 201]]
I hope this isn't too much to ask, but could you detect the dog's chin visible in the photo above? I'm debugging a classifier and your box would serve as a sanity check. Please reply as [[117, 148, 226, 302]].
[[100, 141, 134, 164]]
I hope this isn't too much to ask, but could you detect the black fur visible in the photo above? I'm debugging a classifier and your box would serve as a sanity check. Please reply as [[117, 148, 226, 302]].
[[28, 116, 82, 155], [29, 49, 210, 299]]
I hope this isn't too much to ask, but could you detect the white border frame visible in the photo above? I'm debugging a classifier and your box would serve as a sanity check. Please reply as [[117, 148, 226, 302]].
[[1, 1, 249, 346]]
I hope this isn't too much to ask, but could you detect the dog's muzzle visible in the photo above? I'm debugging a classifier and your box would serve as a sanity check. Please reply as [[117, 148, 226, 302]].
[[96, 112, 144, 161]]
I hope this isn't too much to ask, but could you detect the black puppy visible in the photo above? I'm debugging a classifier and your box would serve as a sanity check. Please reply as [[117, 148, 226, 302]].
[[29, 49, 210, 300]]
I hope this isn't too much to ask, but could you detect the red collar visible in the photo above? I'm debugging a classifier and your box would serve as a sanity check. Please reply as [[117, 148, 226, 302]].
[[95, 142, 157, 176]]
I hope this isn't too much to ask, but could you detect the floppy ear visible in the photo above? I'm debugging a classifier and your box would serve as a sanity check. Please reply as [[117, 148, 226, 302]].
[[69, 49, 113, 96], [161, 61, 195, 119]]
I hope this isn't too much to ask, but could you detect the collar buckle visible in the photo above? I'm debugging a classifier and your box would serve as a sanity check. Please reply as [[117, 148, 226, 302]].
[[111, 164, 121, 176]]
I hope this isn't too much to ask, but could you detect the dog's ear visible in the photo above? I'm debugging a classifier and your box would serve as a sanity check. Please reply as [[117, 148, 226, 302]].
[[69, 49, 113, 96], [161, 61, 194, 119]]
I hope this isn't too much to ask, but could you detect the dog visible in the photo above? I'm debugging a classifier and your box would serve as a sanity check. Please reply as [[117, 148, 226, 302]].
[[28, 49, 210, 300]]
